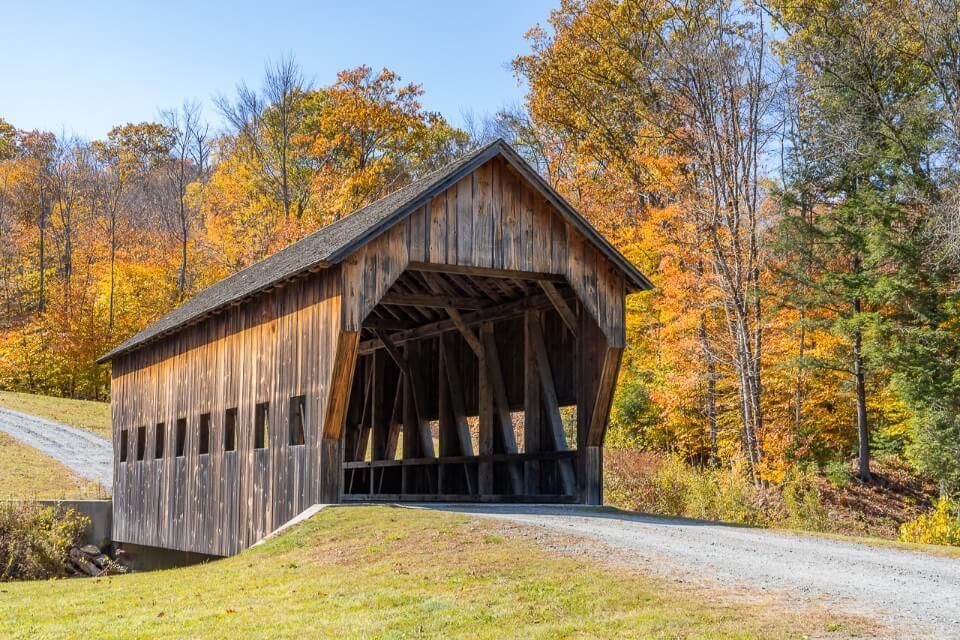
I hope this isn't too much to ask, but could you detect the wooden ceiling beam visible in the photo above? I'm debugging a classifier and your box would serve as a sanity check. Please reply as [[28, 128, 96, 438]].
[[408, 261, 566, 283], [379, 293, 487, 310], [358, 290, 574, 354], [540, 281, 579, 338]]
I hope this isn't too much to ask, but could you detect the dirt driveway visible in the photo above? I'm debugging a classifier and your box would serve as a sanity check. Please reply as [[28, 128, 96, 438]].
[[0, 407, 112, 490], [420, 504, 960, 638]]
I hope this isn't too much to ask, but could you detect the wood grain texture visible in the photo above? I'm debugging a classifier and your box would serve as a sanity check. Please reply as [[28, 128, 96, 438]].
[[110, 154, 632, 555]]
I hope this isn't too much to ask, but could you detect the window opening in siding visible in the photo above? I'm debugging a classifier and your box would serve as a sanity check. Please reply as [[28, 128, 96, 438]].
[[175, 418, 187, 457], [225, 408, 237, 452], [199, 413, 211, 455], [135, 426, 146, 461], [120, 429, 128, 462], [255, 402, 269, 449], [289, 396, 306, 446], [155, 423, 165, 459]]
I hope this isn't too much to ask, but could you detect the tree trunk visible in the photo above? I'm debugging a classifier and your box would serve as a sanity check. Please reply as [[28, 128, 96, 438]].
[[177, 183, 188, 297], [852, 309, 870, 482], [699, 316, 719, 466], [794, 306, 806, 435], [108, 212, 116, 331], [179, 231, 187, 296], [37, 192, 45, 314]]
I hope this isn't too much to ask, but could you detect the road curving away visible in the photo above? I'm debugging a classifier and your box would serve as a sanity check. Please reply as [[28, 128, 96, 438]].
[[0, 407, 112, 490], [418, 503, 960, 638]]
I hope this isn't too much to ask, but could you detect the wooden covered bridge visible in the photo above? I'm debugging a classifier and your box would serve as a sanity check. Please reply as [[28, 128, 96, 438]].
[[97, 140, 652, 556]]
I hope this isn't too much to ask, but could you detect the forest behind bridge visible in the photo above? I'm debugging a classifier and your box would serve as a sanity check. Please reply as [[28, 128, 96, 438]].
[[2, 0, 960, 543]]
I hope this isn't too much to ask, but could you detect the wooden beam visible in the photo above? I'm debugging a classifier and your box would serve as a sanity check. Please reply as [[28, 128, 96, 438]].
[[370, 351, 389, 461], [420, 271, 484, 357], [380, 292, 486, 310], [478, 338, 494, 495], [588, 347, 624, 447], [358, 291, 573, 354], [351, 360, 375, 461], [540, 281, 578, 338], [362, 317, 414, 331], [481, 323, 523, 494], [527, 317, 576, 495], [384, 381, 401, 461], [441, 335, 475, 457], [374, 329, 409, 376], [321, 331, 360, 440], [439, 337, 474, 494], [524, 311, 542, 495], [409, 261, 566, 283], [447, 308, 482, 357], [406, 344, 435, 461]]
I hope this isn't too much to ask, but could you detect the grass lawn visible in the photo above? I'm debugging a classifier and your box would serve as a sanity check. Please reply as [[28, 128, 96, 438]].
[[0, 432, 106, 500], [1, 506, 870, 639], [0, 390, 110, 438]]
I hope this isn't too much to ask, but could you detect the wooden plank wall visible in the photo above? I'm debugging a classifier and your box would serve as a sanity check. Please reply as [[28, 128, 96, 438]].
[[111, 267, 343, 556], [110, 153, 629, 555], [342, 156, 626, 346]]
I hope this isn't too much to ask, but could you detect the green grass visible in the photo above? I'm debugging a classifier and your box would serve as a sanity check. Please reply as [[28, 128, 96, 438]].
[[0, 432, 107, 499], [1, 506, 869, 639], [0, 390, 110, 438]]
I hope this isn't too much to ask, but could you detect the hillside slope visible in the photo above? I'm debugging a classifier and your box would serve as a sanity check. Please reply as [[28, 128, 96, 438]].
[[1, 506, 868, 639], [0, 432, 105, 499], [0, 391, 111, 438]]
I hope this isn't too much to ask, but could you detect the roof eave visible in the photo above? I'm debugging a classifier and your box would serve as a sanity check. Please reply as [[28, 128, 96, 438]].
[[95, 259, 336, 364], [96, 138, 654, 363]]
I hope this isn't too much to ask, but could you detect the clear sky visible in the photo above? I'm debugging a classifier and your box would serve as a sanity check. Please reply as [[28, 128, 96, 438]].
[[1, 0, 557, 139]]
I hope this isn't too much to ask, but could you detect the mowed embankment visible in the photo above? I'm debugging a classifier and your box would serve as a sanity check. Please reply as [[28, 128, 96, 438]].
[[0, 506, 871, 640], [0, 392, 112, 497], [425, 504, 960, 638]]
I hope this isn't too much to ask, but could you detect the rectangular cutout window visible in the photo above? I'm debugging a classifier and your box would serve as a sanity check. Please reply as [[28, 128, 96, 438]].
[[289, 395, 306, 446], [175, 418, 187, 457], [254, 402, 269, 449], [119, 429, 128, 462], [224, 408, 237, 452], [136, 426, 146, 461], [199, 413, 211, 455], [155, 423, 165, 459]]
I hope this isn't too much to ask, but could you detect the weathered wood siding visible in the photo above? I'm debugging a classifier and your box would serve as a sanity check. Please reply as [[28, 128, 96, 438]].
[[111, 268, 342, 556], [341, 156, 626, 346], [110, 154, 629, 554]]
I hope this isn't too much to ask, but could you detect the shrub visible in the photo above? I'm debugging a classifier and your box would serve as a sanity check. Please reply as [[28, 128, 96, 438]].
[[651, 455, 690, 517], [898, 498, 960, 546], [782, 465, 828, 531], [603, 450, 663, 513], [605, 451, 764, 526], [683, 459, 764, 526], [0, 502, 90, 580], [823, 460, 852, 489]]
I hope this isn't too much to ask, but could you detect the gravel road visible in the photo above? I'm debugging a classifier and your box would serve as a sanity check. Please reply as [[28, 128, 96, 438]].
[[0, 407, 112, 490], [421, 504, 960, 637]]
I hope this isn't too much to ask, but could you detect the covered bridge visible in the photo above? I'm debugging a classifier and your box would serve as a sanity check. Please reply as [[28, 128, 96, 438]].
[[97, 139, 652, 556]]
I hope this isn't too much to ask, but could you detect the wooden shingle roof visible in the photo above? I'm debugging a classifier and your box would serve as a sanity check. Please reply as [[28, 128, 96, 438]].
[[98, 139, 651, 363]]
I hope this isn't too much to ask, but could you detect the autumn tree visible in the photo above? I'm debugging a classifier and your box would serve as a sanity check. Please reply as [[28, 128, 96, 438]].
[[300, 66, 470, 221], [215, 56, 312, 221], [93, 122, 172, 329], [771, 0, 951, 481], [160, 102, 209, 297], [515, 0, 780, 479]]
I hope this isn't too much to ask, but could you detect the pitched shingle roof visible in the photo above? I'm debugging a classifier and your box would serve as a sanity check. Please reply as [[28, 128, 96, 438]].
[[98, 139, 651, 363]]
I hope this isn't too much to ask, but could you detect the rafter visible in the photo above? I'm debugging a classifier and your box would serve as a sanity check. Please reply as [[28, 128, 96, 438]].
[[540, 281, 579, 338], [380, 292, 486, 310]]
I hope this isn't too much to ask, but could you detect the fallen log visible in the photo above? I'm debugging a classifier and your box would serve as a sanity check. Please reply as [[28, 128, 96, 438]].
[[69, 548, 101, 577]]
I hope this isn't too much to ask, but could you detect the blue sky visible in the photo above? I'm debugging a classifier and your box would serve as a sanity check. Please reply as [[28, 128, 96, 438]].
[[1, 1, 556, 139]]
